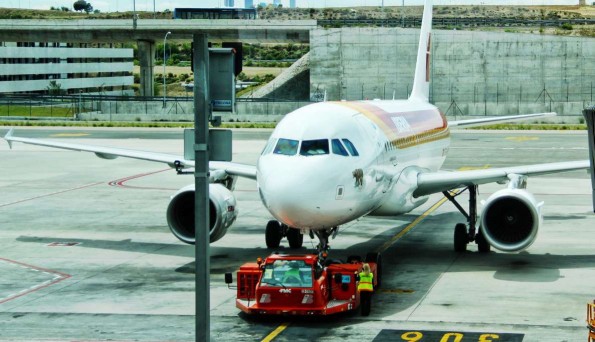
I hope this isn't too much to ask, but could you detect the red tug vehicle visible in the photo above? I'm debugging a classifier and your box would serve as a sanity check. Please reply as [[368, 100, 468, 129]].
[[225, 252, 381, 316]]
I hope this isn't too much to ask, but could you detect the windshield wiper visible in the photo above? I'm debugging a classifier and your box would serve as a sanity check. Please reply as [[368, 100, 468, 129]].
[[261, 279, 286, 289]]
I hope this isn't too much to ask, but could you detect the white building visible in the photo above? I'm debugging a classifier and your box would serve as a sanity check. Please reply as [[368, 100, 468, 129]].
[[0, 42, 134, 95]]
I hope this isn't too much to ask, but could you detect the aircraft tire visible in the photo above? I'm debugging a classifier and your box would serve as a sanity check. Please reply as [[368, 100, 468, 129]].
[[265, 220, 282, 248], [475, 229, 491, 253], [454, 223, 468, 253], [287, 227, 303, 249]]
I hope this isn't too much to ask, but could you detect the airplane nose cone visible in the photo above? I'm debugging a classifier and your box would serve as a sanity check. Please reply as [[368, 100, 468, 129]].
[[258, 159, 336, 229]]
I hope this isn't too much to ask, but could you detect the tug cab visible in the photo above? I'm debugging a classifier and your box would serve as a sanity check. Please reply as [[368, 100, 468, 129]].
[[226, 252, 381, 316]]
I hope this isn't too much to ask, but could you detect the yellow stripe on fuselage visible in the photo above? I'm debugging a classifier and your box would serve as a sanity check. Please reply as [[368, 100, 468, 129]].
[[336, 101, 450, 149]]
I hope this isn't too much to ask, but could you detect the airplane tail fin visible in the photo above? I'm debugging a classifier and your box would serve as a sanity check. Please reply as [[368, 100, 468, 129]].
[[409, 0, 433, 103]]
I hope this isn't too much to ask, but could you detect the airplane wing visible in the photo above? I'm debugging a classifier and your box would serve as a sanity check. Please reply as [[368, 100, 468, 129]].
[[414, 160, 590, 197], [3, 128, 257, 180], [448, 112, 556, 128]]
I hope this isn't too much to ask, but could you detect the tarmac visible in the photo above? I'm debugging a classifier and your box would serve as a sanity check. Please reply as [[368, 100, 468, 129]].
[[0, 127, 593, 342]]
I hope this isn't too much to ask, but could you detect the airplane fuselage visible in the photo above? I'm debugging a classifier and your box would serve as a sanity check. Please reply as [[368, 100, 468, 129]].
[[257, 99, 450, 230]]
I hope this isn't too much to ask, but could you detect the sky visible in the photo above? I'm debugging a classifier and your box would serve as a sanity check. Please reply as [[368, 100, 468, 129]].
[[1, 0, 580, 13]]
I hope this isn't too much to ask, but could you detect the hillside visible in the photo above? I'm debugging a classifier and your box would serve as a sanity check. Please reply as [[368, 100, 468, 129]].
[[1, 5, 594, 20]]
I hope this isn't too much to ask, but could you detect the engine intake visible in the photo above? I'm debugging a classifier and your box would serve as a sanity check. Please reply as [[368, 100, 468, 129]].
[[480, 189, 542, 252], [166, 184, 238, 244]]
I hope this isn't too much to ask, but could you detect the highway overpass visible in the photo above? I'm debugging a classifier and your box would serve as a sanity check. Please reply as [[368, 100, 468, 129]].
[[0, 19, 316, 96]]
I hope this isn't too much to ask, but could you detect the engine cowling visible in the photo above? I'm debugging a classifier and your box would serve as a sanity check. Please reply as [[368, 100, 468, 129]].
[[166, 184, 238, 244], [480, 188, 542, 252]]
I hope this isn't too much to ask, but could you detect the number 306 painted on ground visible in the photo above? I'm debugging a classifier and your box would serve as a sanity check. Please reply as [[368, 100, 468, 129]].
[[401, 332, 501, 342]]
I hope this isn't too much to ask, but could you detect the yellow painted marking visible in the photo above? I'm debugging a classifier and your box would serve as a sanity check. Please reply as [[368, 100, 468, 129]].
[[376, 192, 457, 254], [261, 322, 290, 342], [50, 133, 90, 137], [505, 136, 538, 142], [457, 164, 491, 171]]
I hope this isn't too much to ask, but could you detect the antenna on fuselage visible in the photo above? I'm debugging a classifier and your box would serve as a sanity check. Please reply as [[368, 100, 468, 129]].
[[409, 0, 433, 103]]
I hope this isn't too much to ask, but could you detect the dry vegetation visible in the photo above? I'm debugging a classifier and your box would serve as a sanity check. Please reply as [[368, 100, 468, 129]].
[[260, 5, 595, 21]]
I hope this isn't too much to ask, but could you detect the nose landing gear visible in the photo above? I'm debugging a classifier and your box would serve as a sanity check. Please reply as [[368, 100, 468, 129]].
[[265, 220, 303, 249]]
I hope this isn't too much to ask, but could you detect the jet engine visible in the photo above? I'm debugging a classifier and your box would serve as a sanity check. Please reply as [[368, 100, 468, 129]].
[[480, 188, 542, 252], [166, 184, 238, 244]]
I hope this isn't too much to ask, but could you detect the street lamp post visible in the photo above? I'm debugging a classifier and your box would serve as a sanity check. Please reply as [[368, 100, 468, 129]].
[[163, 31, 171, 108], [132, 0, 137, 28]]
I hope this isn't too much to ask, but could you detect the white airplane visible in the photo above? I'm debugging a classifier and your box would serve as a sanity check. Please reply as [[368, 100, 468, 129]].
[[4, 0, 590, 257]]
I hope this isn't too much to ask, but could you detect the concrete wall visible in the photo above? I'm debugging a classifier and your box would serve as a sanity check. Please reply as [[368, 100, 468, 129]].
[[76, 99, 585, 123], [80, 100, 310, 122], [310, 27, 595, 116]]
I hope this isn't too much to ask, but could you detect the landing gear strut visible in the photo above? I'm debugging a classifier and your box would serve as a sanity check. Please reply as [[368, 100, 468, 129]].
[[265, 220, 303, 249], [313, 227, 338, 263], [443, 185, 490, 253]]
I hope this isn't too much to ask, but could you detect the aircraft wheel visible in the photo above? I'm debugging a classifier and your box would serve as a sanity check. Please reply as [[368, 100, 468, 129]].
[[287, 227, 303, 249], [475, 229, 491, 253], [454, 223, 468, 253], [265, 220, 282, 248]]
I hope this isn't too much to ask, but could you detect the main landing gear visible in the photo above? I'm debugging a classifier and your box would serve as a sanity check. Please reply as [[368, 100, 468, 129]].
[[443, 185, 490, 253], [265, 220, 303, 249]]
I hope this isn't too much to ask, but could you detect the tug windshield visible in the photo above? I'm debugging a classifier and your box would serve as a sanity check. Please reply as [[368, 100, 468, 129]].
[[261, 259, 313, 288]]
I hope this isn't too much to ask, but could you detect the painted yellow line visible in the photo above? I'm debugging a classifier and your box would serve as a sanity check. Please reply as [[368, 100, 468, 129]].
[[457, 164, 491, 171], [50, 133, 90, 137], [261, 322, 290, 342], [376, 191, 460, 254], [505, 136, 538, 142]]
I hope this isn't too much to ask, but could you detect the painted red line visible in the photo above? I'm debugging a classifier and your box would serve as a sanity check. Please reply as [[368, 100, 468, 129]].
[[107, 168, 176, 190], [0, 257, 71, 305], [0, 182, 103, 208]]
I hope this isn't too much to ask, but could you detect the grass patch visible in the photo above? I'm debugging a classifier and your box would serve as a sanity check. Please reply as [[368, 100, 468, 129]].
[[471, 123, 587, 130], [0, 120, 277, 129], [0, 121, 584, 130], [0, 105, 74, 117]]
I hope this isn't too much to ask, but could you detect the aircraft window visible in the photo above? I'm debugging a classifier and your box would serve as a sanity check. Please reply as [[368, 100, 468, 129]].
[[261, 260, 313, 288], [342, 139, 359, 156], [300, 139, 329, 156], [331, 139, 349, 156], [261, 137, 277, 155], [273, 138, 299, 156]]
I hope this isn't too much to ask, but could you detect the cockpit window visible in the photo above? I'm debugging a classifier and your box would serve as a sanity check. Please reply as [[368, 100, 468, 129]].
[[273, 138, 299, 156], [342, 139, 359, 156], [261, 260, 313, 288], [331, 139, 349, 156], [261, 137, 277, 156], [300, 139, 329, 156]]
